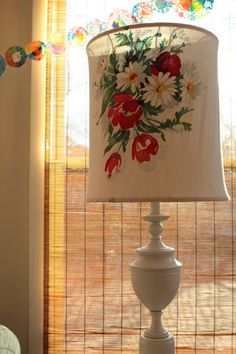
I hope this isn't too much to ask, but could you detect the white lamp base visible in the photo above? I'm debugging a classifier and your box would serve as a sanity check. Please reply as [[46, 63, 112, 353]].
[[130, 202, 181, 354], [140, 332, 175, 354]]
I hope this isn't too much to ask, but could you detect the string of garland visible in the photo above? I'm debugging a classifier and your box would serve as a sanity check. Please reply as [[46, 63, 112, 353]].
[[0, 0, 214, 79]]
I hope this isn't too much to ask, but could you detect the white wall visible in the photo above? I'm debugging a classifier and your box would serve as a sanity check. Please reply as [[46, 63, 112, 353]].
[[0, 1, 44, 353]]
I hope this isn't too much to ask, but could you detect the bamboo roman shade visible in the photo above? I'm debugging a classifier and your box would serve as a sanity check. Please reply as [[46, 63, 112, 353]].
[[44, 0, 236, 353]]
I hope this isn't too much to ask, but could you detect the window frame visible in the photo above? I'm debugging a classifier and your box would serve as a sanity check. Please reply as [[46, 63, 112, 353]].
[[29, 0, 47, 353]]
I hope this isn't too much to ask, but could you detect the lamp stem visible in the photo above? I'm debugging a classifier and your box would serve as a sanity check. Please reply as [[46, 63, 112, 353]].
[[130, 202, 182, 354], [150, 201, 160, 215]]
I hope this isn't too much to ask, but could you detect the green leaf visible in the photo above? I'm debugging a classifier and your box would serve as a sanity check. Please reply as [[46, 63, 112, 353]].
[[175, 107, 193, 121], [143, 36, 153, 49], [108, 123, 114, 137], [115, 32, 132, 46], [109, 52, 118, 71], [102, 74, 116, 89], [137, 120, 160, 134], [182, 122, 192, 131], [160, 132, 166, 142], [159, 118, 175, 130], [135, 36, 153, 52], [154, 31, 162, 38], [104, 129, 125, 155], [156, 107, 193, 132], [171, 42, 186, 54], [159, 38, 168, 52], [135, 38, 144, 52], [100, 89, 114, 118], [143, 102, 164, 117], [128, 31, 134, 43], [122, 130, 130, 152]]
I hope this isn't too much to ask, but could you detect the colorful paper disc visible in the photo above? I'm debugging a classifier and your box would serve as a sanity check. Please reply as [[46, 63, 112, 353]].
[[107, 9, 137, 29], [25, 40, 47, 60], [174, 0, 214, 20], [154, 0, 173, 13], [67, 27, 87, 45], [0, 55, 6, 77], [5, 46, 27, 67], [132, 2, 154, 22]]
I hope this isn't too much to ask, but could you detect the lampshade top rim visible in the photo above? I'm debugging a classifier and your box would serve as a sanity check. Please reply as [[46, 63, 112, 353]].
[[86, 22, 218, 49]]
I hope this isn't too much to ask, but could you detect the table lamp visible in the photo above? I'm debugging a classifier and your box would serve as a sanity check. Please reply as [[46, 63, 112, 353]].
[[86, 23, 229, 354]]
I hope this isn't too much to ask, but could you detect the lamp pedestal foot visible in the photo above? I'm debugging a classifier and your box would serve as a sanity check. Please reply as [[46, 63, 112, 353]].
[[130, 202, 182, 354], [140, 332, 174, 354]]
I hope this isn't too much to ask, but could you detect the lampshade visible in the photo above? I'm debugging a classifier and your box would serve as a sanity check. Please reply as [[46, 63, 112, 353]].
[[86, 23, 229, 202]]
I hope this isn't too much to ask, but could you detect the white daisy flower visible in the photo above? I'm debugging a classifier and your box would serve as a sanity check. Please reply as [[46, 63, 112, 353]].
[[181, 64, 202, 101], [116, 61, 146, 93], [143, 72, 177, 107]]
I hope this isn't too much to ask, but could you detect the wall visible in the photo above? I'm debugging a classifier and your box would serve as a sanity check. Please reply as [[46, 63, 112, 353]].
[[0, 1, 32, 353]]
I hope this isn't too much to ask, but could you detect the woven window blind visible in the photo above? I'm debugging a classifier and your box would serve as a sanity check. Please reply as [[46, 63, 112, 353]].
[[44, 0, 236, 353]]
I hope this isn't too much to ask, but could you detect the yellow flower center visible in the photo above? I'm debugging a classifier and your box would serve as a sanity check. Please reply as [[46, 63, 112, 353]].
[[187, 83, 194, 92], [129, 72, 138, 81], [156, 84, 164, 93]]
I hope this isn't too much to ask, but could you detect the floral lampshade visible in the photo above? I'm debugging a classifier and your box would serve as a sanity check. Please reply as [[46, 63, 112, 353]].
[[86, 23, 229, 202]]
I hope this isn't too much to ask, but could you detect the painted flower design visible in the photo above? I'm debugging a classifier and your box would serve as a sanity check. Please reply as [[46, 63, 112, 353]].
[[108, 93, 143, 130], [116, 61, 146, 93], [96, 55, 108, 74], [143, 72, 177, 107], [105, 152, 121, 177], [151, 51, 181, 77], [132, 134, 159, 163], [181, 65, 202, 101], [95, 29, 203, 177]]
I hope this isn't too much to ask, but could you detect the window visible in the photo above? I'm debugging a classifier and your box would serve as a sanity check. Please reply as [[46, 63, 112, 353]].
[[44, 0, 236, 352]]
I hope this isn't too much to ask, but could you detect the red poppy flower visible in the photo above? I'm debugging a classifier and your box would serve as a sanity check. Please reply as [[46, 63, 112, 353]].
[[108, 93, 143, 131], [105, 152, 121, 177], [132, 134, 159, 163], [150, 51, 181, 77]]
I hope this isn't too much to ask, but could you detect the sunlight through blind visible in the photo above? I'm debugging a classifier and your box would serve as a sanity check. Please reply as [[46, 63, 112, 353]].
[[44, 0, 236, 353]]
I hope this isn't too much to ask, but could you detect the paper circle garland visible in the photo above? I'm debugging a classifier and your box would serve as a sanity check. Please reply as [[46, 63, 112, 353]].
[[132, 2, 154, 22], [0, 0, 216, 80], [25, 40, 47, 60], [5, 46, 27, 67], [0, 55, 6, 77], [174, 0, 215, 20], [67, 27, 87, 45]]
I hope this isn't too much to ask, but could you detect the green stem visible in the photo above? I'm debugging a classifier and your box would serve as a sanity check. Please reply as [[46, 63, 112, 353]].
[[155, 28, 161, 48], [134, 126, 140, 135], [104, 69, 117, 76], [117, 141, 123, 153], [146, 116, 162, 125]]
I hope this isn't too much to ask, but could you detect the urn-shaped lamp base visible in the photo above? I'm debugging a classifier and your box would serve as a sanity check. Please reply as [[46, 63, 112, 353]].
[[130, 202, 182, 354]]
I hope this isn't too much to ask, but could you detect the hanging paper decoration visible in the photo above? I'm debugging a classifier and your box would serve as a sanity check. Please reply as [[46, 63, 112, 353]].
[[46, 34, 66, 54], [154, 0, 173, 13], [132, 2, 154, 22], [107, 9, 137, 29], [87, 19, 104, 36], [0, 55, 6, 77], [174, 0, 214, 20], [25, 40, 47, 60], [47, 42, 66, 55], [5, 46, 27, 67], [67, 27, 87, 45]]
